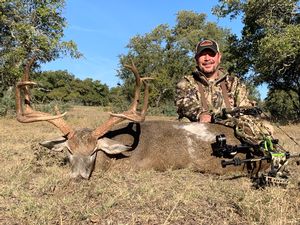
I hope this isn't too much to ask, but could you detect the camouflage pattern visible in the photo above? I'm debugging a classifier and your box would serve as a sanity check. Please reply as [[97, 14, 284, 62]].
[[220, 115, 274, 147], [175, 68, 274, 149], [175, 68, 253, 121]]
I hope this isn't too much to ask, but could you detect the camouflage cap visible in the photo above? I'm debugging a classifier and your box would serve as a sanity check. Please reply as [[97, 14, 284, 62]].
[[195, 39, 220, 59]]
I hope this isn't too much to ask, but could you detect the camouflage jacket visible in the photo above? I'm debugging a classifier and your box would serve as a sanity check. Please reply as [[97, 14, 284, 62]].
[[175, 68, 253, 122]]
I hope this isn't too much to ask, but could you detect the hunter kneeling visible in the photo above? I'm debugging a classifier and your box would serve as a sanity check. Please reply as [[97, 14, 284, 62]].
[[175, 39, 290, 186]]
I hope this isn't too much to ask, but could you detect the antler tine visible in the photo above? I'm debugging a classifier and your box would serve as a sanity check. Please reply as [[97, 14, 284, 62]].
[[16, 58, 75, 138], [122, 61, 154, 115], [123, 60, 142, 112], [91, 61, 152, 139], [140, 78, 153, 116]]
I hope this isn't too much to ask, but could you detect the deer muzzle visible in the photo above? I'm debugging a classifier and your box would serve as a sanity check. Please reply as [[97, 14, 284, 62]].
[[68, 152, 97, 179]]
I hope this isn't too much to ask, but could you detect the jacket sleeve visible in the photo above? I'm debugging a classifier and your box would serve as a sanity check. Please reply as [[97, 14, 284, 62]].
[[175, 77, 205, 122]]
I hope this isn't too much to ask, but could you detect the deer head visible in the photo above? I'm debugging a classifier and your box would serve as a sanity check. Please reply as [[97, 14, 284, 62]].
[[16, 58, 152, 179]]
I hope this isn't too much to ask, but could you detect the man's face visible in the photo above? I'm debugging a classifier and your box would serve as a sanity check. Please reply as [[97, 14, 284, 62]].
[[196, 49, 222, 76]]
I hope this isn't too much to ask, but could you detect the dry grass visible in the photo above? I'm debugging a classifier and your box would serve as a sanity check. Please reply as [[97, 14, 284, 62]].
[[0, 106, 300, 225]]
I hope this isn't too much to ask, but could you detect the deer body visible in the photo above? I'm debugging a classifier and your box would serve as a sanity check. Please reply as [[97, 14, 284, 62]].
[[39, 120, 266, 178], [95, 120, 247, 175]]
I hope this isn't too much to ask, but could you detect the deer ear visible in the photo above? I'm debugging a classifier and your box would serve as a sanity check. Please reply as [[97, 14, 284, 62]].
[[96, 137, 131, 154], [39, 137, 68, 152]]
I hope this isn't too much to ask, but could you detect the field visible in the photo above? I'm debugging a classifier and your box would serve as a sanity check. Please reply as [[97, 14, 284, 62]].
[[1, 106, 300, 225]]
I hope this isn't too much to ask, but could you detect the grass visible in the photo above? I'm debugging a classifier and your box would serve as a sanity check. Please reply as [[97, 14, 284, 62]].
[[0, 105, 300, 224]]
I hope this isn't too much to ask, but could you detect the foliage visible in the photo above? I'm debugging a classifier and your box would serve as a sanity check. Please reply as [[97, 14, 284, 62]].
[[34, 100, 72, 115], [0, 87, 15, 116], [115, 11, 232, 111], [0, 0, 82, 99], [213, 0, 300, 119], [109, 86, 130, 113], [244, 80, 261, 104], [32, 70, 110, 106], [265, 89, 299, 123], [255, 24, 300, 117], [147, 101, 178, 117]]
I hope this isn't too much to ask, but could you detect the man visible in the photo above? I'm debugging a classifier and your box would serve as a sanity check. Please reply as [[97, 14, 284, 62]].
[[175, 39, 274, 150]]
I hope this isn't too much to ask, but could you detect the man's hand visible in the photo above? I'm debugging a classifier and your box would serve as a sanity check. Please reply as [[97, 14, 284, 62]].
[[199, 113, 212, 123]]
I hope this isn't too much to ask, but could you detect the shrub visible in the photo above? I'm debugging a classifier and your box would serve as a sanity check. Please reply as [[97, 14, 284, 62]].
[[0, 87, 15, 117]]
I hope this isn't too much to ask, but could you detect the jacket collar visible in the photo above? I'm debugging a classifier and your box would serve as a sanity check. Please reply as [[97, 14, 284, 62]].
[[192, 67, 228, 86]]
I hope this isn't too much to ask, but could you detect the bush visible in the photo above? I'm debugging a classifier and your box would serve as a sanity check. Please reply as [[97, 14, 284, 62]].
[[148, 103, 177, 117], [264, 89, 299, 124], [0, 87, 15, 116], [34, 101, 72, 115], [0, 87, 72, 118]]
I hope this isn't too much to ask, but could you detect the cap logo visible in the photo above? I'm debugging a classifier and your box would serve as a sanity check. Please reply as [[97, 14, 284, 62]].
[[200, 40, 213, 47], [195, 39, 220, 58]]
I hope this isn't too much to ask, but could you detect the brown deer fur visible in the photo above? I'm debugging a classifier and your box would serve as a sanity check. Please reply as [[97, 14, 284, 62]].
[[93, 120, 265, 176]]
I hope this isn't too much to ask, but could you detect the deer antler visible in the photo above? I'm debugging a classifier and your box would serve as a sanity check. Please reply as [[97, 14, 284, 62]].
[[16, 58, 75, 138], [91, 61, 153, 139]]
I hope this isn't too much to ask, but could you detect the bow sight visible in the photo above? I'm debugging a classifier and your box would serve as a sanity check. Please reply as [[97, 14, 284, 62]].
[[212, 134, 300, 187], [212, 134, 255, 158]]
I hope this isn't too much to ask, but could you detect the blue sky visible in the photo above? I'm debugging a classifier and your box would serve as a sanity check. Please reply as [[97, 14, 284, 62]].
[[41, 0, 268, 98]]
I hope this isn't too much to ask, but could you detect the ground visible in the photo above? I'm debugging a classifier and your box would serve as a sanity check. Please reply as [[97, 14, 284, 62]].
[[0, 106, 300, 225]]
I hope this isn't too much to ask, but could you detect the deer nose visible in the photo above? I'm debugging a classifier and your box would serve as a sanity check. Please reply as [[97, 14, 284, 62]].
[[80, 171, 91, 179], [70, 171, 90, 180]]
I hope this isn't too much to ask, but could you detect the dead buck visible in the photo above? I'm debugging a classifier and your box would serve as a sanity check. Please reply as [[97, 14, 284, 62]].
[[16, 58, 153, 179], [16, 59, 263, 179]]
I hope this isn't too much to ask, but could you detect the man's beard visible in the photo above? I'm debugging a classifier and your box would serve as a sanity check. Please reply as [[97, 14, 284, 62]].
[[198, 64, 219, 78]]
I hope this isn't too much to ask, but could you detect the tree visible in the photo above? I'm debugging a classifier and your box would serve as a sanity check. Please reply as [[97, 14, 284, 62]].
[[32, 70, 74, 102], [32, 70, 110, 106], [0, 0, 82, 96], [79, 78, 110, 106], [116, 11, 231, 114], [255, 25, 300, 116], [265, 88, 299, 123], [213, 0, 300, 119]]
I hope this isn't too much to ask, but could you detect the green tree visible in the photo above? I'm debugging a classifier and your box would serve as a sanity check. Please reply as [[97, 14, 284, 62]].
[[109, 85, 129, 112], [79, 78, 110, 106], [32, 70, 110, 106], [32, 70, 74, 102], [116, 11, 231, 114], [255, 25, 300, 116], [0, 0, 82, 96], [265, 89, 299, 123], [213, 0, 300, 119]]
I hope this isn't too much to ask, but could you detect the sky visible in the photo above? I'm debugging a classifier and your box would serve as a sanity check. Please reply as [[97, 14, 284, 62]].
[[41, 0, 268, 99]]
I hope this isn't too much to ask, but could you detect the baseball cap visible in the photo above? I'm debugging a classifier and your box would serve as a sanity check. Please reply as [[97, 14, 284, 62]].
[[195, 39, 220, 58]]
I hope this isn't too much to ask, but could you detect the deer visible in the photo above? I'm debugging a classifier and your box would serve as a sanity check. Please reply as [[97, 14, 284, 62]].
[[16, 59, 263, 179]]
